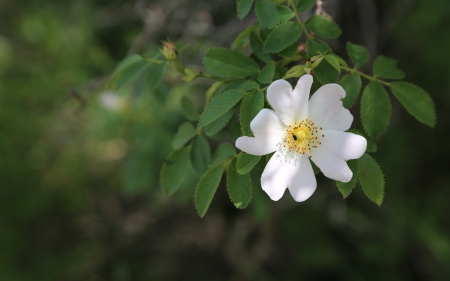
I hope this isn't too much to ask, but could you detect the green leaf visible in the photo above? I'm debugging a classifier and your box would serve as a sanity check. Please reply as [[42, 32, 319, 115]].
[[204, 106, 236, 137], [160, 147, 191, 196], [198, 89, 246, 128], [147, 62, 166, 90], [210, 143, 236, 167], [278, 42, 298, 58], [357, 153, 384, 205], [346, 42, 369, 68], [172, 122, 196, 149], [361, 81, 391, 137], [195, 165, 224, 217], [190, 134, 211, 176], [273, 65, 288, 80], [203, 47, 260, 78], [277, 6, 295, 22], [240, 90, 264, 136], [325, 54, 340, 72], [236, 153, 261, 174], [232, 26, 253, 49], [306, 37, 331, 57], [258, 62, 275, 84], [336, 160, 358, 198], [263, 22, 302, 53], [250, 31, 271, 62], [181, 96, 199, 121], [238, 80, 260, 92], [227, 158, 252, 209], [107, 55, 148, 90], [296, 0, 316, 12], [255, 0, 279, 29], [373, 55, 405, 79], [390, 82, 436, 127], [304, 15, 342, 38], [314, 59, 339, 84], [237, 0, 254, 19], [338, 73, 362, 108]]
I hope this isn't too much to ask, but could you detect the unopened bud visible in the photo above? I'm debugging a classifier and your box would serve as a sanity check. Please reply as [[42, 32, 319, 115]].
[[283, 65, 306, 79], [161, 41, 178, 60]]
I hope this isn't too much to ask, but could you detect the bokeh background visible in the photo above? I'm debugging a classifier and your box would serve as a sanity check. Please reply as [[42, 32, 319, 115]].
[[1, 0, 449, 280]]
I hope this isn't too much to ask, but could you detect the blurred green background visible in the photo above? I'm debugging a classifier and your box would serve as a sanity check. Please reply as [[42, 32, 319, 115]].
[[0, 0, 449, 280]]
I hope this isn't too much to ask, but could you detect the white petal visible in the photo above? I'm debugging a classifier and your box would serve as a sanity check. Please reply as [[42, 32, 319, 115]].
[[261, 152, 317, 201], [235, 109, 284, 156], [310, 130, 367, 182], [267, 75, 313, 125], [308, 84, 353, 131]]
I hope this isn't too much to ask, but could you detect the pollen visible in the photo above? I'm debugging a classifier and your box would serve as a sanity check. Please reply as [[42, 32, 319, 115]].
[[283, 119, 323, 155]]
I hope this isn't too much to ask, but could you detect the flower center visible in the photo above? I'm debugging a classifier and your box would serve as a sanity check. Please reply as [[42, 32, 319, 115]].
[[283, 119, 323, 156]]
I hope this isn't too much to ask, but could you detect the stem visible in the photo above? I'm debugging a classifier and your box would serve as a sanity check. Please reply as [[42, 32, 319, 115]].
[[291, 2, 311, 38], [341, 66, 391, 87], [197, 72, 224, 81]]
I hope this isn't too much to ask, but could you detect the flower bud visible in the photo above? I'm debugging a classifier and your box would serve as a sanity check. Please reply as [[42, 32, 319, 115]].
[[161, 41, 178, 60], [283, 65, 306, 79]]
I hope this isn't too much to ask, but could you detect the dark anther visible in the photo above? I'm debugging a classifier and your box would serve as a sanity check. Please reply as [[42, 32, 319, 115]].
[[292, 134, 297, 141]]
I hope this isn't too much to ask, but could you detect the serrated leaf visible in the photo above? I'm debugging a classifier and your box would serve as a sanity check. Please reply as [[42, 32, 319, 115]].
[[263, 22, 302, 53], [273, 65, 288, 80], [277, 6, 295, 22], [198, 89, 246, 128], [236, 153, 261, 174], [357, 153, 384, 205], [211, 143, 236, 167], [361, 81, 391, 137], [373, 55, 405, 79], [336, 160, 358, 198], [325, 54, 340, 72], [314, 59, 339, 84], [297, 0, 316, 12], [238, 80, 260, 92], [278, 42, 298, 58], [346, 42, 369, 68], [258, 62, 275, 84], [190, 134, 211, 176], [172, 122, 196, 149], [250, 31, 271, 62], [240, 90, 264, 136], [203, 47, 260, 78], [304, 15, 342, 38], [306, 37, 331, 57], [195, 165, 224, 217], [227, 158, 252, 209], [255, 0, 279, 29], [147, 62, 166, 90], [237, 0, 253, 19], [232, 26, 253, 49], [107, 55, 148, 90], [204, 106, 236, 136], [181, 96, 199, 121], [160, 147, 191, 196], [339, 73, 361, 108], [390, 82, 436, 127]]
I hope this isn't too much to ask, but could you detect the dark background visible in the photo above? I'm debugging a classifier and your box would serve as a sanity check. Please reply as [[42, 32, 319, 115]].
[[0, 0, 449, 280]]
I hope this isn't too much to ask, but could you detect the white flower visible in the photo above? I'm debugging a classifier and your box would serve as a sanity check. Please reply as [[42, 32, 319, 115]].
[[235, 74, 367, 202]]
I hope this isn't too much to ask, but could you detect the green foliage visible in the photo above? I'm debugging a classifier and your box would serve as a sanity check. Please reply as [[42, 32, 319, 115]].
[[306, 37, 331, 57], [314, 59, 339, 84], [198, 89, 245, 128], [195, 165, 224, 217], [232, 26, 253, 50], [240, 90, 264, 136], [325, 54, 340, 72], [296, 0, 316, 12], [236, 153, 261, 174], [203, 47, 260, 78], [107, 55, 149, 90], [390, 82, 436, 127], [210, 143, 236, 166], [336, 160, 358, 198], [361, 81, 391, 137], [258, 62, 275, 84], [237, 0, 253, 19], [172, 122, 196, 149], [263, 22, 302, 53], [147, 62, 166, 90], [227, 158, 252, 208], [277, 6, 295, 22], [255, 0, 279, 29], [203, 106, 236, 136], [339, 73, 362, 108], [346, 42, 369, 68], [160, 147, 191, 196], [357, 154, 384, 205], [181, 96, 200, 121], [190, 134, 211, 176], [373, 55, 405, 79], [304, 15, 342, 38], [250, 31, 271, 62]]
